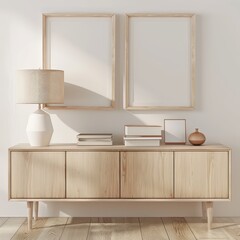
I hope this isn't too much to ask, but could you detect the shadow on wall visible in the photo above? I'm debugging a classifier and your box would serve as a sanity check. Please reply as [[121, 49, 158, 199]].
[[50, 82, 113, 107], [47, 83, 145, 144]]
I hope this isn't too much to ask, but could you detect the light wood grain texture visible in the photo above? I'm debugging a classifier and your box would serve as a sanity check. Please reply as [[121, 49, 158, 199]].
[[111, 14, 116, 108], [91, 217, 140, 224], [126, 13, 196, 17], [43, 13, 116, 110], [139, 217, 169, 240], [34, 217, 68, 239], [229, 150, 232, 200], [11, 152, 65, 198], [88, 217, 142, 240], [191, 14, 196, 108], [12, 217, 48, 240], [60, 217, 90, 240], [9, 198, 230, 202], [0, 218, 8, 227], [175, 152, 229, 198], [12, 217, 68, 240], [223, 217, 240, 240], [125, 106, 195, 111], [9, 143, 231, 152], [206, 201, 213, 230], [8, 144, 231, 232], [67, 152, 119, 198], [33, 201, 39, 220], [186, 217, 236, 239], [2, 217, 240, 240], [121, 152, 173, 198], [0, 218, 25, 240], [43, 13, 115, 17], [163, 217, 196, 240], [27, 201, 33, 231]]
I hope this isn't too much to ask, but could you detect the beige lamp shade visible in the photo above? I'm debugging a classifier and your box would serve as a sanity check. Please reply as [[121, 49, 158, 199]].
[[16, 69, 64, 104]]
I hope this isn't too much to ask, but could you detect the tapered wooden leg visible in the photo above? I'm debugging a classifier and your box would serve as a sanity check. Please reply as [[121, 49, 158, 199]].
[[202, 202, 207, 218], [27, 201, 33, 231], [206, 201, 213, 230], [33, 201, 39, 220]]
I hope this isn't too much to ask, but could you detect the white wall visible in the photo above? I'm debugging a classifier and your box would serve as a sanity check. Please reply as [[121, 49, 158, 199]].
[[1, 0, 240, 217]]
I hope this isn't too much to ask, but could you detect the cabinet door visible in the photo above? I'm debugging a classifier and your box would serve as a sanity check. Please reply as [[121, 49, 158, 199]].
[[121, 152, 173, 198], [66, 152, 119, 198], [175, 152, 229, 198], [11, 152, 65, 198]]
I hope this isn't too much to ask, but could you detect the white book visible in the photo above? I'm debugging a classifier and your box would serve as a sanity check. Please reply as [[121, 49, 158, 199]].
[[78, 139, 112, 142], [77, 133, 112, 139], [77, 141, 113, 146], [124, 139, 161, 147], [125, 125, 162, 136]]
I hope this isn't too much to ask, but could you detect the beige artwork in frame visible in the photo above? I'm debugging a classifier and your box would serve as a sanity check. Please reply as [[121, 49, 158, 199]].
[[125, 13, 196, 110], [42, 13, 116, 110]]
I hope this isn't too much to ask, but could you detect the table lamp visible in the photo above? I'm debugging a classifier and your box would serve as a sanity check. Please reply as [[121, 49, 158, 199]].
[[16, 69, 64, 146]]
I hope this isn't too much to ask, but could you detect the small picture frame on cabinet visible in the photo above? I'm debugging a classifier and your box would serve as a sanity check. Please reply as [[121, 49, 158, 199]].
[[164, 119, 186, 144]]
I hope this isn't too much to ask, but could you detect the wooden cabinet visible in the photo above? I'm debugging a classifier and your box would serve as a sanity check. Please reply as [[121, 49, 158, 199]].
[[9, 145, 231, 201], [121, 152, 173, 198], [174, 152, 229, 199], [8, 144, 231, 231], [66, 152, 119, 198], [10, 152, 65, 198]]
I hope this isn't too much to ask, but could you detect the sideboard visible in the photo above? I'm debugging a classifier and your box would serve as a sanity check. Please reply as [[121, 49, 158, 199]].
[[9, 144, 231, 231]]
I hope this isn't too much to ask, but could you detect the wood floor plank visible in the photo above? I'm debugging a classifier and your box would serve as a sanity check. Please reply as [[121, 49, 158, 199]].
[[221, 217, 240, 240], [60, 217, 91, 240], [185, 217, 235, 239], [91, 217, 140, 223], [87, 217, 142, 240], [163, 217, 196, 240], [140, 217, 169, 240], [0, 218, 8, 228], [1, 217, 240, 240], [32, 217, 68, 240], [11, 217, 49, 240], [12, 217, 68, 240], [0, 218, 26, 240]]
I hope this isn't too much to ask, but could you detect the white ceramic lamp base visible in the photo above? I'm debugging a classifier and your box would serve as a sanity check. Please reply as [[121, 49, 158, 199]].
[[26, 109, 53, 146]]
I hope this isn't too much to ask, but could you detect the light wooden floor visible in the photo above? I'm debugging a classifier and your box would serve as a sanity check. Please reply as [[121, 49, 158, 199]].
[[1, 217, 240, 240]]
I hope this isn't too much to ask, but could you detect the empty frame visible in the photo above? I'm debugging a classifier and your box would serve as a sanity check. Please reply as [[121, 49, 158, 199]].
[[43, 13, 116, 109], [125, 13, 196, 110], [164, 119, 187, 144]]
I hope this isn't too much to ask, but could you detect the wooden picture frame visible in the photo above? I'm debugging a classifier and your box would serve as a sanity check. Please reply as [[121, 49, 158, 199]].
[[164, 119, 186, 144], [42, 13, 116, 110], [125, 13, 196, 110]]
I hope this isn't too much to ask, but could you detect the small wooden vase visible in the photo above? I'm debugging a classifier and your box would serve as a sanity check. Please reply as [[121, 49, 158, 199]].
[[188, 128, 206, 146]]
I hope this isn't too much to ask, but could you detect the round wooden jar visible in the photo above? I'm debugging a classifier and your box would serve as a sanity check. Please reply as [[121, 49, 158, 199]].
[[188, 128, 206, 146]]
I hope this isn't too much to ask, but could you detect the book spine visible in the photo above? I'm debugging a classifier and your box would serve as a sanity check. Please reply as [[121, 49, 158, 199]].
[[77, 141, 113, 146], [125, 126, 162, 136], [78, 139, 112, 142], [77, 135, 112, 139]]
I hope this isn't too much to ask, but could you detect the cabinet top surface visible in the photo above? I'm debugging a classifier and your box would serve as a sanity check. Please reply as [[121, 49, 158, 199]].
[[9, 143, 231, 152]]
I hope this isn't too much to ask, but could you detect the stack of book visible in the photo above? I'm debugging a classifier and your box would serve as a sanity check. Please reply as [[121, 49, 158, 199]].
[[77, 133, 113, 146], [124, 125, 162, 146]]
